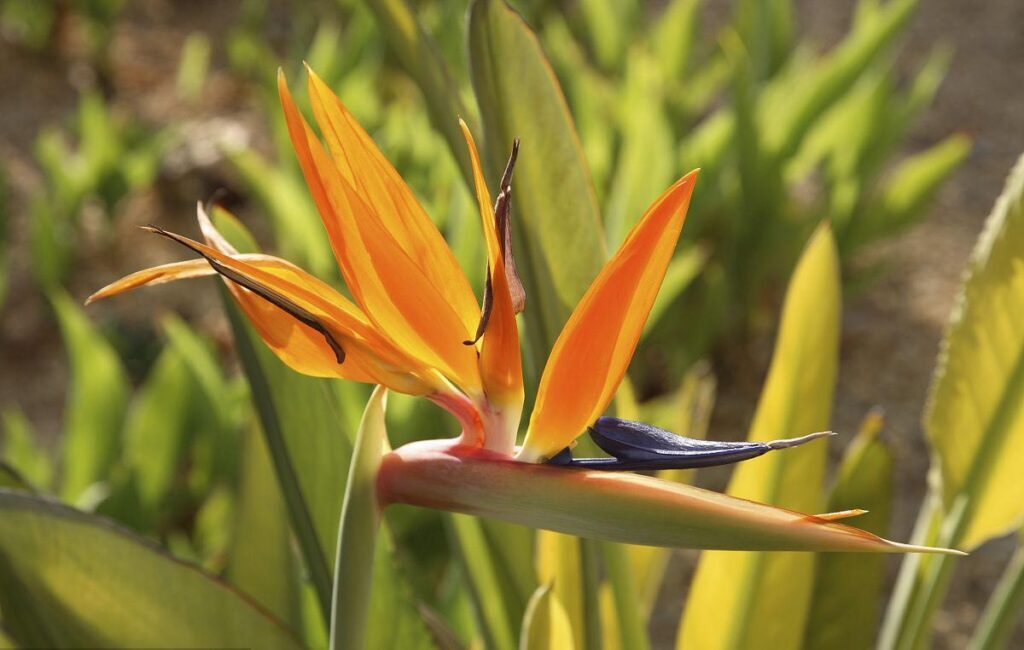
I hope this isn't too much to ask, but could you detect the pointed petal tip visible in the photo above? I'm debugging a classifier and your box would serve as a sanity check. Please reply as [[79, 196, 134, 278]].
[[767, 430, 836, 450], [887, 541, 967, 556]]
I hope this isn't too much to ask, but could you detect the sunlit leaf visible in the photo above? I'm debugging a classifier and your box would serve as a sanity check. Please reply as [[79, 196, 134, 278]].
[[804, 410, 893, 650], [679, 224, 841, 650], [926, 151, 1024, 550], [519, 584, 575, 650], [536, 532, 585, 649], [0, 490, 302, 649]]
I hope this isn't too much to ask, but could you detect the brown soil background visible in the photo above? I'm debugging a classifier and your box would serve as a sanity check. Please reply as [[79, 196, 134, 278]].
[[1, 1, 1022, 648]]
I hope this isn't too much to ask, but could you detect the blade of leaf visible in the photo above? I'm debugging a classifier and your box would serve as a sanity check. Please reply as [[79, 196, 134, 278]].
[[1, 407, 52, 490], [601, 542, 649, 650], [52, 290, 129, 503], [362, 0, 476, 187], [120, 345, 196, 518], [883, 151, 1024, 650], [803, 409, 894, 650], [536, 531, 586, 650], [330, 385, 387, 650], [223, 291, 337, 620], [678, 223, 841, 650], [519, 584, 575, 650], [469, 0, 608, 392], [450, 514, 517, 650], [228, 425, 300, 630], [0, 462, 33, 492], [0, 489, 303, 649]]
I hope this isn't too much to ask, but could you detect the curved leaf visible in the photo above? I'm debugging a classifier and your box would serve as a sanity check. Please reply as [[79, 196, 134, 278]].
[[678, 224, 841, 650], [519, 584, 574, 650], [804, 410, 894, 650], [925, 151, 1024, 550], [0, 489, 302, 649], [53, 291, 129, 503]]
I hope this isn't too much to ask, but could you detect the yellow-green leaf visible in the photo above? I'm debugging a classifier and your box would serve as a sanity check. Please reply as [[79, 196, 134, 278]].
[[519, 584, 575, 650], [678, 223, 841, 650], [804, 410, 894, 650], [925, 151, 1024, 550], [536, 531, 586, 650]]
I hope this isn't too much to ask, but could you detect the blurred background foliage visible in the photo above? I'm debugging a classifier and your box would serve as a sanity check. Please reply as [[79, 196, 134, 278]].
[[0, 0, 1021, 648]]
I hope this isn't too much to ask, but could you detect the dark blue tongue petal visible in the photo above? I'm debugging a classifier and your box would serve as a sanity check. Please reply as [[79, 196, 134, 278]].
[[544, 417, 834, 471]]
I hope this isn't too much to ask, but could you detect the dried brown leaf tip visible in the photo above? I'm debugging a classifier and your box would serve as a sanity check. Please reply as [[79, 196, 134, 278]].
[[466, 139, 526, 345]]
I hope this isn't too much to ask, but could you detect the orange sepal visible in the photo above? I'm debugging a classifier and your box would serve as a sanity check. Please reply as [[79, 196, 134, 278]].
[[278, 70, 481, 394], [460, 121, 524, 452], [519, 171, 699, 462]]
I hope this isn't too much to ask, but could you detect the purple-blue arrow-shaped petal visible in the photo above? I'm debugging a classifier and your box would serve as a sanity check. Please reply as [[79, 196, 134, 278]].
[[546, 417, 834, 471]]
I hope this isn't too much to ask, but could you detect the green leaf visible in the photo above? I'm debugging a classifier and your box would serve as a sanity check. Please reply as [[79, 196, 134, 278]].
[[519, 584, 575, 650], [223, 291, 345, 620], [578, 0, 636, 72], [925, 151, 1024, 550], [0, 462, 33, 492], [766, 0, 917, 160], [451, 514, 518, 650], [600, 542, 649, 650], [882, 154, 1024, 650], [331, 387, 435, 650], [52, 291, 129, 503], [362, 0, 476, 187], [330, 386, 388, 650], [803, 410, 894, 650], [469, 0, 607, 388], [0, 489, 302, 649], [121, 345, 196, 514], [847, 134, 970, 249], [1, 407, 52, 490], [536, 531, 586, 650], [678, 224, 841, 650], [176, 32, 211, 103], [652, 0, 701, 82], [228, 426, 299, 629], [604, 48, 676, 250]]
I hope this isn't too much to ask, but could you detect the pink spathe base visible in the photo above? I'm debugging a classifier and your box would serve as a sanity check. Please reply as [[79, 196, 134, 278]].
[[377, 439, 962, 554]]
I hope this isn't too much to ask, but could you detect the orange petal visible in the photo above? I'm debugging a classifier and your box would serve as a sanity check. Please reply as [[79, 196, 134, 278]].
[[89, 227, 429, 394], [519, 171, 699, 462], [279, 71, 482, 394], [460, 120, 524, 452]]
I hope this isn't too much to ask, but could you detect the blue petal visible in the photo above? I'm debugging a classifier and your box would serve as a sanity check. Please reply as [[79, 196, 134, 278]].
[[545, 417, 834, 471]]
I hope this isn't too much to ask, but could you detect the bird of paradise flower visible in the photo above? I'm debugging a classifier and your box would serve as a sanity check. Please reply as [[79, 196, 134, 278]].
[[89, 67, 960, 563]]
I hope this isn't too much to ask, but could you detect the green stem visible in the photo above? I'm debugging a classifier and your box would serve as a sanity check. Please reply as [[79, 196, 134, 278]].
[[329, 387, 388, 650]]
